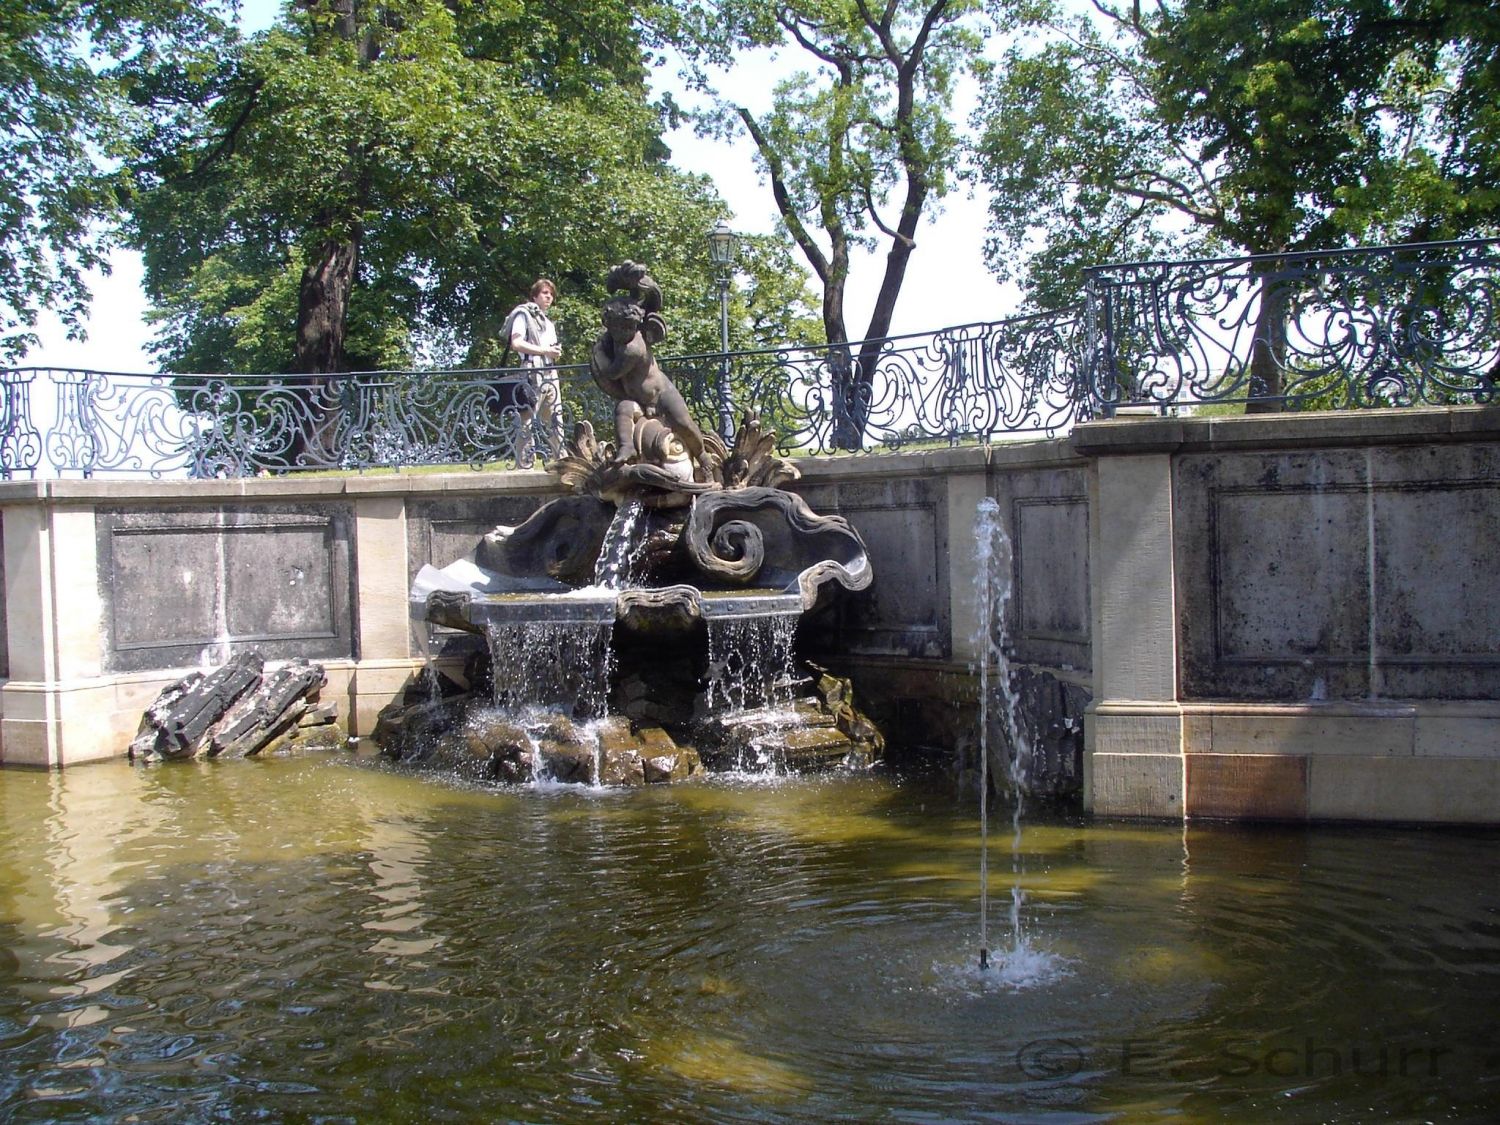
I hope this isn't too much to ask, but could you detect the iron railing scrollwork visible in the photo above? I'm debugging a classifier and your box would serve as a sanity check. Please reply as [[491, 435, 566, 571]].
[[1084, 238, 1500, 412], [3, 238, 1495, 478]]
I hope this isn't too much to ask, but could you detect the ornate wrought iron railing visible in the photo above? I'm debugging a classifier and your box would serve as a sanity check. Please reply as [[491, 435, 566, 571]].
[[0, 311, 1088, 477], [1085, 238, 1500, 411], [2, 238, 1496, 477]]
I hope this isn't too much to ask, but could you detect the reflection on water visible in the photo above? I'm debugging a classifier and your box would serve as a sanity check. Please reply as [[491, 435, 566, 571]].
[[2, 753, 1498, 1122]]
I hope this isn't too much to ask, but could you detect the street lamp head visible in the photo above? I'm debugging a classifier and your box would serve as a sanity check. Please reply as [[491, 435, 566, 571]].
[[708, 220, 738, 269]]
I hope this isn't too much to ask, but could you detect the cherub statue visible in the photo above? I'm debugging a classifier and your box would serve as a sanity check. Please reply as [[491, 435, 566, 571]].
[[590, 262, 709, 477]]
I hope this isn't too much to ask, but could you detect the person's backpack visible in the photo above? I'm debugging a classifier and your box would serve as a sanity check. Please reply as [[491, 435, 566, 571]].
[[490, 307, 541, 413]]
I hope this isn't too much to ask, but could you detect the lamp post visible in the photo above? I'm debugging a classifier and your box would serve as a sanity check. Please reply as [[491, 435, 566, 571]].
[[708, 220, 738, 442]]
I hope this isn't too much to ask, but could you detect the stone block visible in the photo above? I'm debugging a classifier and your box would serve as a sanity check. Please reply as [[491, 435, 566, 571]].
[[1308, 755, 1500, 823], [1089, 708, 1183, 755], [1087, 752, 1182, 818], [644, 751, 697, 783], [3, 505, 49, 681], [1205, 707, 1416, 757], [599, 748, 645, 787], [1413, 703, 1500, 758], [354, 496, 411, 661], [1091, 453, 1176, 702], [1185, 753, 1308, 820]]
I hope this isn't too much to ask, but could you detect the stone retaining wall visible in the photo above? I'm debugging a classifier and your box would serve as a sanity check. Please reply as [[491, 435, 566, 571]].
[[1074, 406, 1500, 823], [2, 405, 1497, 824]]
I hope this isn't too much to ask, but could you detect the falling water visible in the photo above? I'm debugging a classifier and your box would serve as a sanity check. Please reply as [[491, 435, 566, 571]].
[[486, 620, 616, 719], [704, 614, 800, 713], [594, 499, 649, 589], [973, 497, 1034, 973]]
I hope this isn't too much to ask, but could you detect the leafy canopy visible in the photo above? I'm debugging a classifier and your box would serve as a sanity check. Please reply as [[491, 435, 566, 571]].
[[691, 0, 986, 346], [973, 0, 1499, 309], [125, 0, 819, 373], [0, 0, 237, 360]]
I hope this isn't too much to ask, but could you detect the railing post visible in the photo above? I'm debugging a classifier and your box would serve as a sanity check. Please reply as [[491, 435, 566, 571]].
[[717, 276, 734, 443], [1083, 268, 1117, 419], [0, 370, 41, 479]]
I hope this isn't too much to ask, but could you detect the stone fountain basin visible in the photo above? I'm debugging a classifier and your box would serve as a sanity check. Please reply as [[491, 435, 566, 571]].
[[412, 565, 804, 637]]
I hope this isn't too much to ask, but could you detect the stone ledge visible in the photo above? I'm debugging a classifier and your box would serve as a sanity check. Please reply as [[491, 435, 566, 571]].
[[0, 470, 563, 506], [1071, 404, 1500, 457], [1178, 701, 1500, 760], [792, 444, 991, 479]]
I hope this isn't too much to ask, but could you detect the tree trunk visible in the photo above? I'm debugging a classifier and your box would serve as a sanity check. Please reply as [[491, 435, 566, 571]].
[[282, 0, 374, 466], [285, 233, 361, 466], [294, 234, 359, 375], [843, 223, 921, 447], [825, 269, 865, 451], [1245, 257, 1288, 413]]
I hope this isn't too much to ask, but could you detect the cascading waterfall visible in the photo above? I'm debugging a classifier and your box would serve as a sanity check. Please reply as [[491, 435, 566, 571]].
[[593, 499, 649, 589], [486, 620, 616, 720], [973, 497, 1034, 973], [705, 613, 800, 714]]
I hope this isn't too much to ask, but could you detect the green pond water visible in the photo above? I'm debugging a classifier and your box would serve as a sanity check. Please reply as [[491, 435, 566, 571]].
[[1, 751, 1497, 1123]]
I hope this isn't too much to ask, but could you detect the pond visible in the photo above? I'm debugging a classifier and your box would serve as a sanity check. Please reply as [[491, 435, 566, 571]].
[[1, 751, 1496, 1122]]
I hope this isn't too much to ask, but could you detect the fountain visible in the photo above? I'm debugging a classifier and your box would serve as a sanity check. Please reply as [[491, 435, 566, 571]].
[[386, 262, 880, 783], [973, 496, 1052, 984]]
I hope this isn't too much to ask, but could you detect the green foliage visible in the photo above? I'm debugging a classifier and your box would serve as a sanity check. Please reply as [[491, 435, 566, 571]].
[[974, 0, 1500, 310], [123, 0, 820, 375], [0, 0, 236, 360], [690, 0, 986, 345]]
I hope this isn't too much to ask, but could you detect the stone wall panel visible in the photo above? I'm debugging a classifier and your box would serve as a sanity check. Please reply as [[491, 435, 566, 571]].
[[97, 505, 354, 673], [1176, 443, 1500, 700]]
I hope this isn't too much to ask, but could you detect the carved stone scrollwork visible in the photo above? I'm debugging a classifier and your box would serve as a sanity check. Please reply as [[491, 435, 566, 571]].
[[476, 495, 615, 587], [409, 261, 871, 640], [683, 487, 871, 608]]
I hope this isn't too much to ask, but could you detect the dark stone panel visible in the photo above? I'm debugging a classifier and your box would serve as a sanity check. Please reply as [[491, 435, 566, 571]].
[[1176, 445, 1500, 700], [97, 504, 354, 674], [1212, 486, 1371, 661], [796, 476, 949, 660], [406, 492, 558, 658], [992, 465, 1091, 673]]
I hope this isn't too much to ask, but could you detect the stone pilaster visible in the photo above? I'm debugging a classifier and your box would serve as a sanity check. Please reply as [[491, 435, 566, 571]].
[[349, 491, 417, 736], [0, 498, 117, 767], [1082, 451, 1184, 817]]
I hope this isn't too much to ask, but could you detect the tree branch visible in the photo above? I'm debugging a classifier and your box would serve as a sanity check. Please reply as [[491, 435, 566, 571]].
[[736, 105, 832, 284]]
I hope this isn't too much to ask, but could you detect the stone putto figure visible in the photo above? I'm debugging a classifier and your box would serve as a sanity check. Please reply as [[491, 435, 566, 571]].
[[589, 262, 711, 481]]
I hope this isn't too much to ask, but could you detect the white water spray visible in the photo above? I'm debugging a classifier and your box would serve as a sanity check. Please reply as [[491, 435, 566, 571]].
[[705, 614, 799, 713], [486, 620, 616, 719], [973, 497, 1033, 972], [593, 499, 649, 589]]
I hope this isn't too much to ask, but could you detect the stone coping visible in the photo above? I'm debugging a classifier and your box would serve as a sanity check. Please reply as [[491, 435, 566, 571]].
[[1070, 403, 1500, 455], [0, 467, 562, 504], [0, 437, 1083, 504], [791, 436, 1079, 480]]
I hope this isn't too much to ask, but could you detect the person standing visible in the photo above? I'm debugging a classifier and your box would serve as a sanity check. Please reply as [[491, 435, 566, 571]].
[[506, 278, 563, 467]]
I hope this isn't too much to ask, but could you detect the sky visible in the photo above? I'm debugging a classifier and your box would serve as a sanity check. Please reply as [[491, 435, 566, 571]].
[[23, 2, 1015, 374]]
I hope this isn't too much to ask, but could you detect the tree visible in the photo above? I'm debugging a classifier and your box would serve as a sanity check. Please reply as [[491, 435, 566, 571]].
[[126, 0, 820, 383], [0, 0, 235, 360], [692, 0, 986, 445], [973, 0, 1490, 406], [1404, 0, 1500, 238]]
